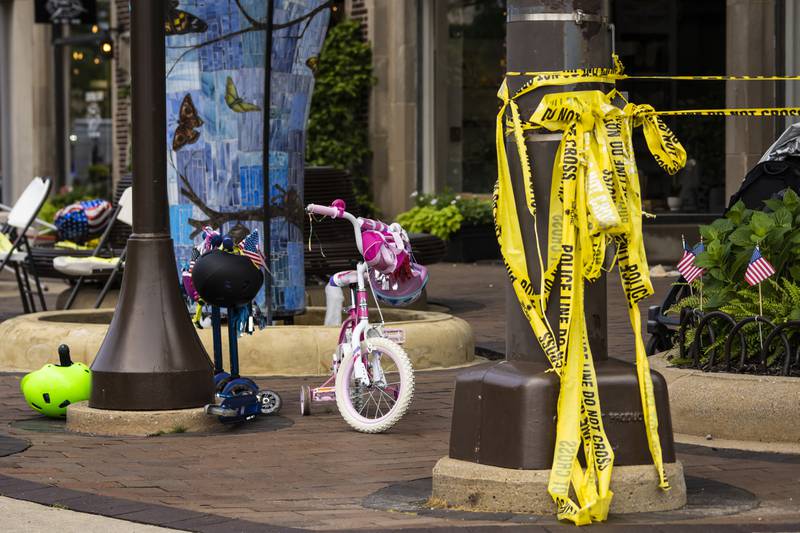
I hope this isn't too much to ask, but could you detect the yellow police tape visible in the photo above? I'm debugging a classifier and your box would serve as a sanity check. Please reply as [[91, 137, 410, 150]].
[[496, 56, 800, 524], [496, 82, 687, 525], [506, 53, 800, 82], [518, 106, 800, 122], [654, 107, 800, 117]]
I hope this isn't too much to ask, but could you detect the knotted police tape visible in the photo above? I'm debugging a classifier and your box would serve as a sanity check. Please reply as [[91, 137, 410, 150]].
[[495, 76, 685, 524]]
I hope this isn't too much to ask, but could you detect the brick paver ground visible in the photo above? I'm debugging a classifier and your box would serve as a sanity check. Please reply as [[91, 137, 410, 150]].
[[0, 264, 799, 531], [426, 261, 672, 360]]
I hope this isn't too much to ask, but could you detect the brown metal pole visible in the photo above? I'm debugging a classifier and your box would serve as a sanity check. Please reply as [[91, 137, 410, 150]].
[[448, 0, 676, 469], [89, 0, 214, 410], [504, 0, 610, 362], [129, 1, 169, 234]]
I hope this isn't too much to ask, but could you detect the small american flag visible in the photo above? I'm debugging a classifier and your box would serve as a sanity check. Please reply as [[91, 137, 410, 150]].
[[239, 230, 266, 270], [744, 246, 775, 286], [677, 242, 705, 283]]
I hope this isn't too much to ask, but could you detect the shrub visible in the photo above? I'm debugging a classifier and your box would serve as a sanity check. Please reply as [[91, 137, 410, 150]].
[[668, 189, 800, 368], [306, 19, 376, 215], [396, 205, 464, 241], [395, 191, 493, 240]]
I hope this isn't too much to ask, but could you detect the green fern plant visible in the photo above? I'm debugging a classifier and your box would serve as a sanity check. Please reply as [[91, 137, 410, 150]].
[[667, 189, 800, 370], [306, 20, 377, 216]]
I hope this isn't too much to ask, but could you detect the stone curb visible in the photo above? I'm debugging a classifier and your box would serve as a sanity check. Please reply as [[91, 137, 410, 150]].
[[651, 352, 800, 444], [675, 432, 800, 455], [0, 307, 475, 375]]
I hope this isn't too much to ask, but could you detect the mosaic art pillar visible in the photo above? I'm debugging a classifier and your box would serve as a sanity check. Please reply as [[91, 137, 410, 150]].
[[164, 0, 330, 317]]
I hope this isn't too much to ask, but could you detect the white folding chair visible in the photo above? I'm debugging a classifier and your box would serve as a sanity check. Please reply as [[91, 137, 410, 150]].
[[54, 187, 133, 309], [0, 177, 53, 313]]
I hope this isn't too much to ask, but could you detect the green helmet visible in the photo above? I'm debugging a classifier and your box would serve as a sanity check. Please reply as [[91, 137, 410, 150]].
[[20, 345, 91, 418]]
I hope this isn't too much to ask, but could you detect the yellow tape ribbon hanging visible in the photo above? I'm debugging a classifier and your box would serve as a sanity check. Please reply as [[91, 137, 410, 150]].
[[495, 78, 683, 524], [496, 80, 562, 370], [508, 56, 800, 120], [506, 55, 800, 82], [496, 56, 800, 524]]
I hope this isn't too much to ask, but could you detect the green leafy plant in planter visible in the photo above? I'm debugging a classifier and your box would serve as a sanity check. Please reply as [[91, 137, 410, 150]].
[[396, 191, 493, 241], [668, 189, 800, 369], [396, 192, 499, 261], [396, 204, 463, 241], [452, 197, 494, 228]]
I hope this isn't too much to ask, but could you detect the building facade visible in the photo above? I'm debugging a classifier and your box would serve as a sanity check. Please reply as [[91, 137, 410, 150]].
[[0, 0, 56, 203], [1, 0, 799, 235], [350, 0, 800, 221], [0, 0, 123, 204]]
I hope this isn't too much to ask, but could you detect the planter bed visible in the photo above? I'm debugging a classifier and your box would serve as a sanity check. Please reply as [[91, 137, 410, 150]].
[[443, 224, 500, 263], [651, 351, 800, 445]]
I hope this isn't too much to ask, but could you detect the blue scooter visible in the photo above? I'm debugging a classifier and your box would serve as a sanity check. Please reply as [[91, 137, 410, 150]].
[[190, 236, 282, 425], [204, 305, 282, 423]]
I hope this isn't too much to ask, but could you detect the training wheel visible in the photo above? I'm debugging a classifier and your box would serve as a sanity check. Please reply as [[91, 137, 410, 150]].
[[300, 385, 311, 416], [258, 390, 282, 415]]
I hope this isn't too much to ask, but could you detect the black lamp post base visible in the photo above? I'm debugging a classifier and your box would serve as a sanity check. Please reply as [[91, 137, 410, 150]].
[[448, 358, 677, 470], [90, 368, 214, 411], [89, 236, 214, 410]]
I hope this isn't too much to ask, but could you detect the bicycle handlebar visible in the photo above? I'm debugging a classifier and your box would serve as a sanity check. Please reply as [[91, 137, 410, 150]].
[[306, 203, 341, 218], [306, 201, 364, 255]]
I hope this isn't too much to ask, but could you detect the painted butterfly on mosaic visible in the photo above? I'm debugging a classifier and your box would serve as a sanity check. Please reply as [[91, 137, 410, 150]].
[[164, 0, 208, 36], [224, 77, 261, 113], [172, 94, 204, 151], [305, 56, 319, 75]]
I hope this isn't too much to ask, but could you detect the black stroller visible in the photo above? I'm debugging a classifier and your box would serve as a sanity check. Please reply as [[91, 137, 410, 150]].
[[646, 124, 800, 355]]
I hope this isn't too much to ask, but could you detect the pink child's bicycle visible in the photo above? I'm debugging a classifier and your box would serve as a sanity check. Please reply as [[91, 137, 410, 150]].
[[303, 199, 428, 433]]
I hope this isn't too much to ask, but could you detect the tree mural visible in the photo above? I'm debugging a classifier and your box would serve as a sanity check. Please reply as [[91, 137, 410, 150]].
[[164, 0, 330, 316]]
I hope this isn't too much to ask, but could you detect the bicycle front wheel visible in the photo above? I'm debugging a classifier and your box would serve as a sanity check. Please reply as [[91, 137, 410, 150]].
[[335, 337, 414, 433]]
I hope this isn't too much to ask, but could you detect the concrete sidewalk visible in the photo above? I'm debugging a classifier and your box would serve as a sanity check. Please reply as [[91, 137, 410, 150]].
[[1, 496, 177, 532]]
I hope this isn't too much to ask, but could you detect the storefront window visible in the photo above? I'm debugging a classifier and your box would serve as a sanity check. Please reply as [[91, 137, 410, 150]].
[[442, 0, 505, 194], [64, 0, 113, 195], [614, 0, 726, 214], [426, 0, 726, 213]]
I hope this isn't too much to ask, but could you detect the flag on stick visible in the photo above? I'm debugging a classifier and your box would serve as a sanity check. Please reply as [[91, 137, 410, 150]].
[[239, 230, 266, 270], [677, 242, 705, 283], [744, 246, 775, 286]]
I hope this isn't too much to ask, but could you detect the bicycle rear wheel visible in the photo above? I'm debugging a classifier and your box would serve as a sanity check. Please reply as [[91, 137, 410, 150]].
[[335, 337, 414, 433]]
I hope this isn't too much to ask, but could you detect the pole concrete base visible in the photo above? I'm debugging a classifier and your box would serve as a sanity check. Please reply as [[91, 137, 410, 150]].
[[66, 401, 218, 436], [431, 457, 686, 515]]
